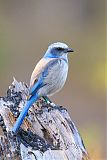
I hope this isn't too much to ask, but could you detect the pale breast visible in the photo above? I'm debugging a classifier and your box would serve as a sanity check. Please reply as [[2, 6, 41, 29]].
[[47, 59, 68, 95], [38, 59, 68, 96]]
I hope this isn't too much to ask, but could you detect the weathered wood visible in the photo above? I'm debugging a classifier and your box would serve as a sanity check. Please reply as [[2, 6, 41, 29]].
[[0, 79, 89, 160]]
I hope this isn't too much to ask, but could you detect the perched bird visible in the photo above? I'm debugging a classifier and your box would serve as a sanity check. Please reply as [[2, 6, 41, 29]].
[[12, 42, 74, 133]]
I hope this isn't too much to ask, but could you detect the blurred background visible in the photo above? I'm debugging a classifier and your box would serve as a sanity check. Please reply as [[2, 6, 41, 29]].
[[0, 0, 105, 159]]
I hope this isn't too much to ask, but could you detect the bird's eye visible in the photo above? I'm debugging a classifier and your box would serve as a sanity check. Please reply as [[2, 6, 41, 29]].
[[57, 47, 64, 51]]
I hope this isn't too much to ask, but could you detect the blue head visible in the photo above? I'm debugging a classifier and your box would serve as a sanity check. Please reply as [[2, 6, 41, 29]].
[[44, 42, 74, 59]]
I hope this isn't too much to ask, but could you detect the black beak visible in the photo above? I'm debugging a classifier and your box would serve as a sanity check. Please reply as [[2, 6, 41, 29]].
[[67, 48, 74, 53]]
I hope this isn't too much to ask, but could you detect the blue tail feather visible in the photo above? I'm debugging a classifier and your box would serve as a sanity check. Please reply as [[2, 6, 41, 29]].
[[12, 94, 38, 133]]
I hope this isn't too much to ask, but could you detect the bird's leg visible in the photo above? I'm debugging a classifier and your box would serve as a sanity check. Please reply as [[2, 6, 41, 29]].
[[42, 96, 55, 107], [42, 96, 52, 104]]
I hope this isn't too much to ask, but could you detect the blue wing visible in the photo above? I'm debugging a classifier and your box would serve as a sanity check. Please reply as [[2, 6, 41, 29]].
[[29, 58, 59, 96], [29, 78, 44, 96]]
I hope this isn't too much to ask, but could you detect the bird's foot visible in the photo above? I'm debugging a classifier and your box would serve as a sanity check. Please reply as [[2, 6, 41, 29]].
[[42, 96, 56, 107]]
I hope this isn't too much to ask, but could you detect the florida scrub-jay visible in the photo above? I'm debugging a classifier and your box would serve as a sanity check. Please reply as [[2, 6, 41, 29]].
[[12, 42, 74, 133]]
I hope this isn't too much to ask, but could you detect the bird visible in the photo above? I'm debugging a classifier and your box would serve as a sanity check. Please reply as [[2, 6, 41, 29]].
[[12, 42, 74, 133]]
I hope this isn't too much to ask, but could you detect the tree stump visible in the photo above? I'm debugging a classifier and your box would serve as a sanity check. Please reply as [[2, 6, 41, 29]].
[[0, 79, 89, 160]]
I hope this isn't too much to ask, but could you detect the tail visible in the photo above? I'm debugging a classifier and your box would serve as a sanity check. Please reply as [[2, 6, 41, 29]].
[[12, 94, 38, 133]]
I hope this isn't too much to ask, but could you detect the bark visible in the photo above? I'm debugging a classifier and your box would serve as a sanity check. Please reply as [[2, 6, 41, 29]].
[[0, 78, 89, 160]]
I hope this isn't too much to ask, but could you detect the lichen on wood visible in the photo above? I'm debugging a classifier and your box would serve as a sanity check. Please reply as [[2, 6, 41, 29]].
[[0, 79, 89, 160]]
